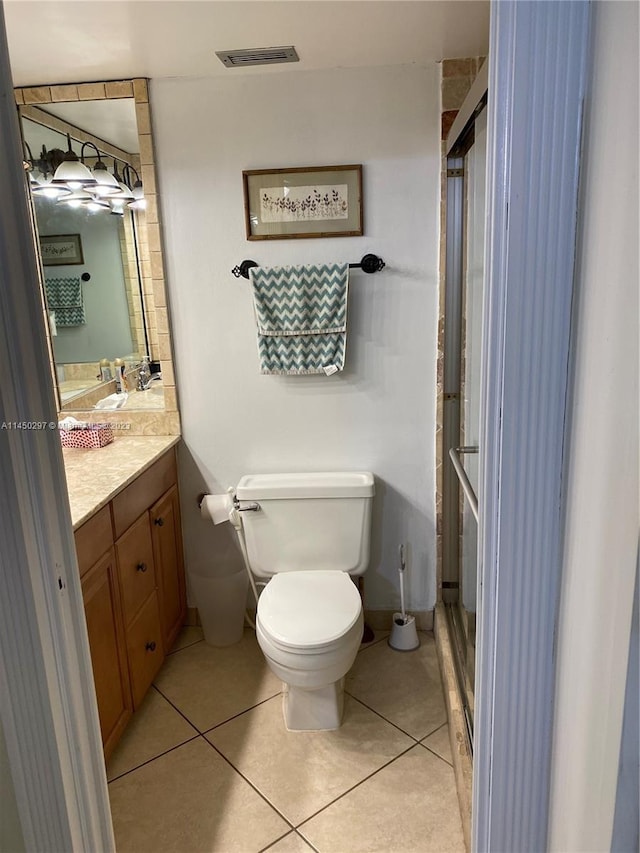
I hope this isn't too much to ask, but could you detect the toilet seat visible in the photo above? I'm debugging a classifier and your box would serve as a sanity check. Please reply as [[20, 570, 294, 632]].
[[257, 570, 362, 651]]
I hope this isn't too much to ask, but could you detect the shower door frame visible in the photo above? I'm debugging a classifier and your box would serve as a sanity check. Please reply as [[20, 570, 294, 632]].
[[472, 2, 591, 852], [442, 83, 487, 755]]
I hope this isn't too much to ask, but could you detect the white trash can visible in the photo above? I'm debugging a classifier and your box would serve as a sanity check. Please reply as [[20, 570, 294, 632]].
[[189, 566, 249, 647]]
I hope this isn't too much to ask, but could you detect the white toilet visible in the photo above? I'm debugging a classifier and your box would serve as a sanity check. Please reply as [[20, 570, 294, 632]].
[[235, 471, 375, 731]]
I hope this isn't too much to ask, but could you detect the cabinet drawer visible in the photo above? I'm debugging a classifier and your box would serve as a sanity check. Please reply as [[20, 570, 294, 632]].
[[116, 513, 156, 627], [126, 592, 163, 708], [75, 505, 113, 577], [111, 449, 177, 539]]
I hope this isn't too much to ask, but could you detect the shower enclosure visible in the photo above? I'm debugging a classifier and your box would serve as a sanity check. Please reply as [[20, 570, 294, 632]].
[[442, 76, 488, 753]]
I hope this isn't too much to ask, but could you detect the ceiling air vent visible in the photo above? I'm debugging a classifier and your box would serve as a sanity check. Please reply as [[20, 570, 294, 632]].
[[215, 46, 299, 68]]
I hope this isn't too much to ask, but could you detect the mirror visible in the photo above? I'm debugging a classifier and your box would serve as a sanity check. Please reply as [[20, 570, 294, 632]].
[[15, 80, 171, 415], [22, 108, 150, 405]]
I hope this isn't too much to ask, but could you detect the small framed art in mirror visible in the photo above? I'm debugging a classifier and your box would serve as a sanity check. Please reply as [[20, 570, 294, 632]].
[[40, 233, 84, 266]]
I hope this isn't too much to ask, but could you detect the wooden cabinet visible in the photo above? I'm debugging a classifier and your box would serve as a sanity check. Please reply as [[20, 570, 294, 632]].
[[115, 511, 165, 708], [80, 548, 131, 760], [151, 485, 187, 653], [74, 447, 186, 757], [111, 449, 177, 539]]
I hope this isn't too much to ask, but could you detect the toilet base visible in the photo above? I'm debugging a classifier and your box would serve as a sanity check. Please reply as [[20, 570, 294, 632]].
[[282, 678, 345, 732]]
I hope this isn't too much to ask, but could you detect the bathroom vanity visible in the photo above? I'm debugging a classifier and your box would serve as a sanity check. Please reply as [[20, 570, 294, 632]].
[[65, 437, 186, 759]]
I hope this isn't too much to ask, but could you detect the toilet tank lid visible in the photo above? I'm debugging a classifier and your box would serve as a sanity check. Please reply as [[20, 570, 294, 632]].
[[236, 471, 375, 500]]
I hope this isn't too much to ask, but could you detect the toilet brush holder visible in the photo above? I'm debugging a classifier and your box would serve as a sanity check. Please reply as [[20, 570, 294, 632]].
[[388, 613, 420, 651]]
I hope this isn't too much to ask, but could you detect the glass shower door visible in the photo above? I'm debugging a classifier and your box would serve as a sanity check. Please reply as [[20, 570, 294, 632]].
[[459, 106, 486, 727], [444, 102, 487, 749]]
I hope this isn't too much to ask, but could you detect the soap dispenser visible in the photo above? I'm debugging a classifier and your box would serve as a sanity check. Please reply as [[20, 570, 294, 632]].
[[99, 358, 112, 381]]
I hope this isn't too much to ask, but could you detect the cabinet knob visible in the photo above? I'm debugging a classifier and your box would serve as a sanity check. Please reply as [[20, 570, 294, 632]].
[[154, 517, 164, 527], [136, 562, 147, 573], [145, 641, 157, 652]]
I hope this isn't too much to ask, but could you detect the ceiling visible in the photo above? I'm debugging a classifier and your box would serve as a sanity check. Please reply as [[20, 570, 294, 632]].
[[36, 99, 140, 152], [4, 0, 490, 87]]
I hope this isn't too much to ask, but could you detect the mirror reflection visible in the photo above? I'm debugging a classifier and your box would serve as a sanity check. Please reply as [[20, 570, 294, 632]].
[[20, 99, 164, 412]]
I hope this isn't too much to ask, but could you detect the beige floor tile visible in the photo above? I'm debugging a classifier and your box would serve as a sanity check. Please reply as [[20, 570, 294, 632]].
[[109, 738, 289, 853], [421, 723, 453, 765], [264, 831, 316, 852], [206, 693, 414, 825], [345, 632, 446, 739], [170, 625, 204, 653], [359, 628, 390, 651], [154, 629, 281, 731], [106, 687, 197, 781], [299, 745, 465, 853]]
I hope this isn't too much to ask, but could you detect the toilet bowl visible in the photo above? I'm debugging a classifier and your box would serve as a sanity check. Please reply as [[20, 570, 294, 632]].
[[255, 570, 364, 730]]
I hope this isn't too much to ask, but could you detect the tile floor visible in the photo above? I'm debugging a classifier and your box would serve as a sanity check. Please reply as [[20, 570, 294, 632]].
[[107, 627, 465, 853]]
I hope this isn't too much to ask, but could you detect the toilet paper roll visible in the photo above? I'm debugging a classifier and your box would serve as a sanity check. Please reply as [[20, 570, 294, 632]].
[[200, 491, 234, 525]]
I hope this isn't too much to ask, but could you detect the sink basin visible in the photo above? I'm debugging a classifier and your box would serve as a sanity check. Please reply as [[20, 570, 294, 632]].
[[121, 381, 165, 410]]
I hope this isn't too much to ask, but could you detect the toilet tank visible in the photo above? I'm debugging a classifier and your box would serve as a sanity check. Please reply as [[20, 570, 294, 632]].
[[236, 472, 375, 578]]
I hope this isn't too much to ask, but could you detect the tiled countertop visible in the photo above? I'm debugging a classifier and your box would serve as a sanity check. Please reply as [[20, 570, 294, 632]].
[[63, 435, 180, 530]]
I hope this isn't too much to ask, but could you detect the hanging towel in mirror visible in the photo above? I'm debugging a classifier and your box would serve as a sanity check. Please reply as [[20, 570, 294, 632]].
[[249, 263, 349, 375], [44, 276, 85, 326]]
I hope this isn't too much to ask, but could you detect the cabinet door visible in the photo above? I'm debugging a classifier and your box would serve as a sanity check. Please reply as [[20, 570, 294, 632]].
[[150, 485, 187, 653], [81, 548, 132, 759]]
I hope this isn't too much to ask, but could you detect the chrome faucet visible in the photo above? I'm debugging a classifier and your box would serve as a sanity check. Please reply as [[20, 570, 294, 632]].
[[137, 356, 152, 391]]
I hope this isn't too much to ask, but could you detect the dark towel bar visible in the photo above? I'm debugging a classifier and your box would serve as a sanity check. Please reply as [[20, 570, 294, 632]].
[[231, 254, 385, 279]]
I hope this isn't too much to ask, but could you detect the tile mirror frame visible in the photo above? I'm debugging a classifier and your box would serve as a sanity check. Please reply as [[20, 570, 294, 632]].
[[14, 79, 180, 436]]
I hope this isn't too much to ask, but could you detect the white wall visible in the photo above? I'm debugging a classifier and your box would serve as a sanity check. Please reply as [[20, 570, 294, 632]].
[[548, 2, 639, 850], [152, 64, 441, 610]]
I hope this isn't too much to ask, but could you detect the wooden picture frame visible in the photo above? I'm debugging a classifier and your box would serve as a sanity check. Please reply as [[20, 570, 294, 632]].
[[40, 234, 84, 266], [243, 164, 363, 240]]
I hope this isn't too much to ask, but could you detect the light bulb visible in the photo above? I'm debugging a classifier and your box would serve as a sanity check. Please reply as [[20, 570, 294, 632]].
[[128, 198, 147, 211]]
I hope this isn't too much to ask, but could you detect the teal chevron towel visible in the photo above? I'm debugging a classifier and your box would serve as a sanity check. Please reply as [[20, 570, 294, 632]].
[[249, 263, 349, 375], [44, 276, 85, 326]]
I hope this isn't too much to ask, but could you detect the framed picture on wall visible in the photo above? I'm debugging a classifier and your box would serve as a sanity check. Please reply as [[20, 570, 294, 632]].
[[242, 164, 363, 240], [40, 234, 84, 266]]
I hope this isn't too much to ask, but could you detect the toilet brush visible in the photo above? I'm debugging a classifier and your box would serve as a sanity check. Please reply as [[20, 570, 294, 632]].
[[388, 544, 420, 651]]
